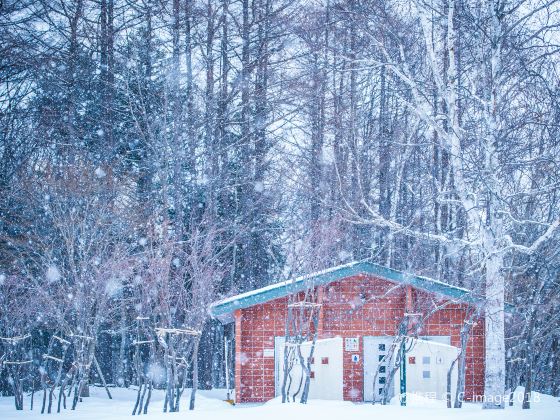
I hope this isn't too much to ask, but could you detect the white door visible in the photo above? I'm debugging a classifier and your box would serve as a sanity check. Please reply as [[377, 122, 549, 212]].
[[274, 336, 344, 400], [400, 338, 458, 400], [363, 336, 395, 402]]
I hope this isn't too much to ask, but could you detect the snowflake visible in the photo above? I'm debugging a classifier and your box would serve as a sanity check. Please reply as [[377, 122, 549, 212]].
[[254, 181, 264, 193], [46, 265, 62, 283], [95, 167, 107, 178]]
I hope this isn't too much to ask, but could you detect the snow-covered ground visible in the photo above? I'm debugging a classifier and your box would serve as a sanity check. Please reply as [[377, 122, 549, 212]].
[[0, 387, 558, 420]]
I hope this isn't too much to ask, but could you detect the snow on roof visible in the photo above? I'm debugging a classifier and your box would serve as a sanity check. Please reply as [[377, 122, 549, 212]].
[[212, 260, 362, 308], [209, 261, 487, 323]]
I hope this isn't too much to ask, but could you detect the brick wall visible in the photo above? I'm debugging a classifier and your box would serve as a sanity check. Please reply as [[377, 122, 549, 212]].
[[234, 274, 485, 403]]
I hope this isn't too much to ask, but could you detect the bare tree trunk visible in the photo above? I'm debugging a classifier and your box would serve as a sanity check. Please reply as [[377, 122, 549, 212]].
[[143, 379, 153, 414], [204, 0, 217, 211], [523, 309, 538, 409], [300, 316, 319, 404], [454, 315, 475, 408], [280, 343, 292, 402], [9, 367, 23, 410], [40, 369, 48, 413], [118, 299, 128, 386], [189, 336, 201, 410], [522, 361, 532, 409], [93, 355, 112, 399], [132, 379, 143, 415], [551, 337, 559, 398], [58, 363, 77, 412], [163, 334, 177, 412], [184, 0, 196, 188], [447, 357, 458, 408], [30, 381, 35, 410], [48, 343, 69, 413], [171, 0, 184, 240]]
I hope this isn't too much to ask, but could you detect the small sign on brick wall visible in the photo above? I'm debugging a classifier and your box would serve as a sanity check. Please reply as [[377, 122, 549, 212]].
[[345, 337, 359, 351], [263, 348, 274, 357]]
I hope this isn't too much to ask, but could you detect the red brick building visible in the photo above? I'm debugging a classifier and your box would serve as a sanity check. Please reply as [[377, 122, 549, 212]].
[[210, 261, 485, 403]]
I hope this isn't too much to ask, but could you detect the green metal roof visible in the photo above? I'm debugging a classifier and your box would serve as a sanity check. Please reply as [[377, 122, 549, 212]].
[[209, 261, 511, 323]]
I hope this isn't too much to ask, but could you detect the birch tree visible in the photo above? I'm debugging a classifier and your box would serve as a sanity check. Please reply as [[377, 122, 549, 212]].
[[336, 0, 560, 407]]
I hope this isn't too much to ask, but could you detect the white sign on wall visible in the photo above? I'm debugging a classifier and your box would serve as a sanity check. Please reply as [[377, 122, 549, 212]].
[[344, 337, 359, 351], [263, 348, 275, 357]]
